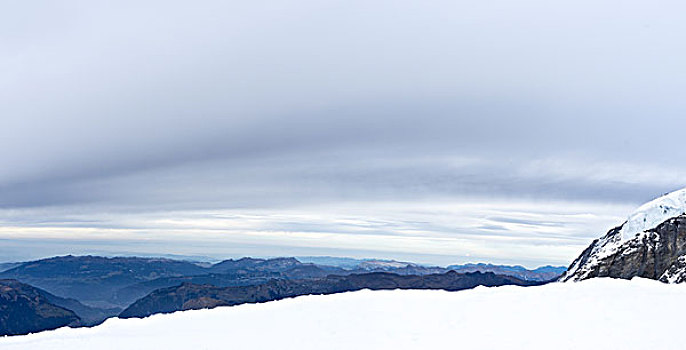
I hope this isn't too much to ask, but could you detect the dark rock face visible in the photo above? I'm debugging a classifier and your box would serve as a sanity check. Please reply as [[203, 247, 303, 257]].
[[559, 215, 686, 282], [0, 279, 80, 336], [119, 271, 544, 318]]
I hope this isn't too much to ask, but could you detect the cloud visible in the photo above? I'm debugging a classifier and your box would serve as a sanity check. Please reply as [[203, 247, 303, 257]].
[[486, 217, 565, 228], [1, 0, 686, 264], [0, 198, 632, 267]]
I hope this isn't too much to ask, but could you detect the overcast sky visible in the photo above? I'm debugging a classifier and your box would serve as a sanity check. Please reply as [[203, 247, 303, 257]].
[[1, 0, 685, 267]]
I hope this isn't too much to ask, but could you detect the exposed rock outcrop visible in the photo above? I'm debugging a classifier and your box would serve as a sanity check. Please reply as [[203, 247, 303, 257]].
[[560, 211, 686, 282]]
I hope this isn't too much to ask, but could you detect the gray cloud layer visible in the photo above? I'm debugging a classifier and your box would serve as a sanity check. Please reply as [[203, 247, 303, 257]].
[[1, 0, 685, 264]]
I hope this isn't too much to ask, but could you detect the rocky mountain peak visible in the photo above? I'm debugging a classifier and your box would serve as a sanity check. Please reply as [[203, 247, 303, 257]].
[[560, 187, 686, 283]]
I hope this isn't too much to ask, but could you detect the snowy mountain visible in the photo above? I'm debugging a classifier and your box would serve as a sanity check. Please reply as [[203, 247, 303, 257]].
[[559, 188, 686, 282], [3, 278, 685, 349]]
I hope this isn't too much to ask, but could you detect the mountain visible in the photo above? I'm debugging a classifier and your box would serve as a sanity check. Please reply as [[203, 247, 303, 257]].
[[209, 257, 303, 273], [296, 257, 446, 272], [0, 278, 119, 334], [112, 264, 338, 306], [0, 255, 346, 309], [119, 271, 543, 318], [0, 263, 21, 273], [560, 188, 686, 282], [340, 259, 564, 281], [447, 263, 566, 281], [0, 255, 208, 308], [355, 259, 417, 270], [0, 279, 80, 336], [300, 257, 565, 281], [0, 254, 565, 336], [0, 254, 565, 312], [295, 256, 364, 269], [40, 293, 120, 326]]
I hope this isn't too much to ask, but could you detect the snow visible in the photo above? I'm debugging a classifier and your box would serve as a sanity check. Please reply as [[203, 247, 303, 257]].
[[3, 278, 686, 350], [619, 187, 686, 240]]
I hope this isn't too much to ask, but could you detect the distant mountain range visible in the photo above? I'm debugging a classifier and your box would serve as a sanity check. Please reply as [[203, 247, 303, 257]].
[[296, 256, 566, 281], [0, 256, 207, 308], [0, 255, 564, 309], [447, 263, 565, 281], [0, 254, 565, 336]]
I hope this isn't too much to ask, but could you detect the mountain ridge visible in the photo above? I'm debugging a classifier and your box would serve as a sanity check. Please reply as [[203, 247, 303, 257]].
[[0, 279, 80, 336], [119, 270, 544, 318], [0, 255, 564, 310]]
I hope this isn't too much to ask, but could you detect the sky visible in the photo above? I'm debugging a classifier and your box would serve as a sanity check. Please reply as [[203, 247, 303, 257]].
[[1, 0, 686, 267]]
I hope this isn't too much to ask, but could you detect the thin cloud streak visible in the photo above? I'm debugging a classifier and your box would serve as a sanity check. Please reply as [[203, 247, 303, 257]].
[[0, 199, 632, 267]]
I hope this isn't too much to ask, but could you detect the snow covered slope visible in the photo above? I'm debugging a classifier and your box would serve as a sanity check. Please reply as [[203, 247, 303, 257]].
[[560, 187, 686, 282], [3, 279, 686, 350], [619, 188, 686, 240]]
